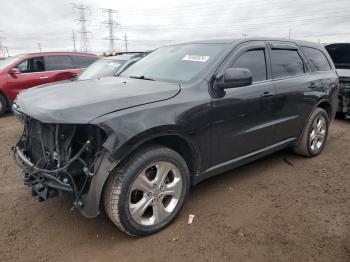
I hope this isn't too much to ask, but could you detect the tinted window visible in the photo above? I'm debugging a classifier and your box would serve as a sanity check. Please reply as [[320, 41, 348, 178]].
[[231, 50, 267, 82], [16, 57, 45, 73], [45, 56, 74, 71], [271, 49, 304, 78], [302, 47, 331, 71], [71, 56, 97, 69]]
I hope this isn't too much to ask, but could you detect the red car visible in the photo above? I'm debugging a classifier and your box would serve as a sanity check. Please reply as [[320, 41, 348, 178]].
[[0, 52, 98, 115]]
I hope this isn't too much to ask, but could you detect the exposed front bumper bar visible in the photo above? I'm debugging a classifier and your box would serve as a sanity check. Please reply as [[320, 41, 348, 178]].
[[13, 145, 74, 201]]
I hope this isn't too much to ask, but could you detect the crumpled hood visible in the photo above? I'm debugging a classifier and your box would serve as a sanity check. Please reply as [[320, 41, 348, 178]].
[[15, 76, 180, 123], [336, 69, 350, 78]]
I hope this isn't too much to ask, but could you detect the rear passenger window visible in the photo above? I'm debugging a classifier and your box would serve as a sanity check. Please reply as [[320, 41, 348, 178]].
[[302, 47, 331, 71], [231, 50, 267, 82], [71, 56, 97, 69], [45, 56, 74, 71], [271, 49, 305, 78]]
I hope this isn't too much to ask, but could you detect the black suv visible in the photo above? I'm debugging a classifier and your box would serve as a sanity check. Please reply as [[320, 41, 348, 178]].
[[12, 38, 338, 236]]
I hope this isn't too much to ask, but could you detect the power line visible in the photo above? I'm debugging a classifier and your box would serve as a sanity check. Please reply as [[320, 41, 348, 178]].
[[117, 0, 349, 14], [101, 8, 120, 53], [72, 4, 91, 53]]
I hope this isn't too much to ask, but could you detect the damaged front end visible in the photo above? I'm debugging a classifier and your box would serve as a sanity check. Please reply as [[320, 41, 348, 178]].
[[338, 78, 350, 118], [13, 115, 107, 208], [325, 43, 350, 118]]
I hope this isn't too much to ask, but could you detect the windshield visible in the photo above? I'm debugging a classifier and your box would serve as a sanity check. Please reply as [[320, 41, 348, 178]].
[[0, 55, 23, 71], [78, 59, 126, 80], [120, 43, 228, 83]]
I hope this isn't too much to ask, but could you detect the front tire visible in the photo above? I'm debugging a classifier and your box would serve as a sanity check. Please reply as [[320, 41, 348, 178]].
[[293, 108, 329, 157], [0, 94, 7, 116], [104, 145, 190, 236]]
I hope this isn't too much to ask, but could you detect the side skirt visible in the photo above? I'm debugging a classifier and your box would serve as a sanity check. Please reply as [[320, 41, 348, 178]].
[[191, 137, 296, 185]]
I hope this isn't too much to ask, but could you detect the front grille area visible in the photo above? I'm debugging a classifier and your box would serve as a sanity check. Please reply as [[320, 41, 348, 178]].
[[339, 80, 350, 115], [14, 115, 106, 202]]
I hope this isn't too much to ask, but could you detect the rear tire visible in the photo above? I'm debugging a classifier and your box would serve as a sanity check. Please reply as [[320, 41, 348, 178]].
[[104, 145, 190, 236], [0, 94, 7, 116], [293, 108, 329, 157]]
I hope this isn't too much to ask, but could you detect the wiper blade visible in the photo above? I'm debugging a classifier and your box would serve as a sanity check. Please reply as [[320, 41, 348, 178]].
[[129, 75, 155, 81]]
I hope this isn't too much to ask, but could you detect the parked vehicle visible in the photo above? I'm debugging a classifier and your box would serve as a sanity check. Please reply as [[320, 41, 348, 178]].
[[12, 38, 338, 236], [0, 52, 98, 115], [77, 52, 147, 81], [325, 43, 350, 118]]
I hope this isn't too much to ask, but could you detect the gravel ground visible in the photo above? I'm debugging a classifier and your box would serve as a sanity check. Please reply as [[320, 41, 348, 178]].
[[0, 114, 349, 262]]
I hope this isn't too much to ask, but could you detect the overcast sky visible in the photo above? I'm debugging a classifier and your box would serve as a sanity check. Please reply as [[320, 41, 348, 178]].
[[0, 0, 349, 55]]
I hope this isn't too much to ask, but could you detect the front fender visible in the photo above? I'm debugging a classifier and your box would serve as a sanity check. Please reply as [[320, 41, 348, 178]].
[[79, 150, 118, 218]]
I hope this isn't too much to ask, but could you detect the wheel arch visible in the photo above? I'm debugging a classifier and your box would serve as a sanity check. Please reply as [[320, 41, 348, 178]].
[[0, 90, 9, 108], [110, 129, 202, 177], [295, 99, 332, 146], [315, 99, 332, 120]]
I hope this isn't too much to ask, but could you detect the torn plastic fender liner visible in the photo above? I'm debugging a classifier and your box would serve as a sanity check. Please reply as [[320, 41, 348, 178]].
[[79, 150, 119, 218]]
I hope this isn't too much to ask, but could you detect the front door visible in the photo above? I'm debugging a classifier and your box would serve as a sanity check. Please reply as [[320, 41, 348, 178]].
[[210, 41, 276, 166], [5, 56, 51, 99]]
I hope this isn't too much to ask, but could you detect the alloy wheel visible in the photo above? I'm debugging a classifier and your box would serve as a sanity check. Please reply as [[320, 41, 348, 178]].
[[128, 161, 183, 226], [309, 115, 327, 152]]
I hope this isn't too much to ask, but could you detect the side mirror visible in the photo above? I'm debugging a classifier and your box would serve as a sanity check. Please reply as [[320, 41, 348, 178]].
[[215, 68, 252, 89], [8, 68, 21, 77]]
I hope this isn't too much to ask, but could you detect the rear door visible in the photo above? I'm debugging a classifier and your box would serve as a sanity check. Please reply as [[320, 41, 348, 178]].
[[71, 55, 98, 75], [5, 56, 49, 98], [268, 42, 315, 143], [44, 55, 78, 82], [210, 41, 276, 166]]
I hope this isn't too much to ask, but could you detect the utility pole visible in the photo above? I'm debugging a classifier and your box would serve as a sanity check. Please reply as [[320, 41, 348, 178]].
[[72, 30, 77, 52], [72, 4, 91, 53], [101, 8, 120, 53], [288, 28, 292, 39], [38, 42, 42, 52], [124, 33, 128, 52]]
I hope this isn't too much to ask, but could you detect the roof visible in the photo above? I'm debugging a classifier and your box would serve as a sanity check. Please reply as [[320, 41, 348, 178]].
[[167, 37, 323, 48], [23, 51, 98, 57], [102, 52, 147, 61]]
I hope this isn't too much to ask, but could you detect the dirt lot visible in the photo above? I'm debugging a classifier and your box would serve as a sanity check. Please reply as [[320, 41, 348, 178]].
[[0, 114, 349, 262]]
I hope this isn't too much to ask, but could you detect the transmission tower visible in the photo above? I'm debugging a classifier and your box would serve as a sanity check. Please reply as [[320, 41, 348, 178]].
[[101, 9, 120, 53], [4, 47, 9, 57], [124, 33, 128, 52], [72, 30, 77, 52], [72, 4, 91, 53], [0, 31, 6, 58]]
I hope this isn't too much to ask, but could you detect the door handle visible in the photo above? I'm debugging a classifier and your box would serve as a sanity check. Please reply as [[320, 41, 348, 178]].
[[261, 91, 273, 98], [39, 76, 49, 79]]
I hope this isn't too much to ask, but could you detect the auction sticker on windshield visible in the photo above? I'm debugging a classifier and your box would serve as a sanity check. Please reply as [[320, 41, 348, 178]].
[[182, 55, 210, 62]]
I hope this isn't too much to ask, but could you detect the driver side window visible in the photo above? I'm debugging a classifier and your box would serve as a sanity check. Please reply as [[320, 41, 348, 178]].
[[231, 49, 267, 82], [16, 57, 45, 73]]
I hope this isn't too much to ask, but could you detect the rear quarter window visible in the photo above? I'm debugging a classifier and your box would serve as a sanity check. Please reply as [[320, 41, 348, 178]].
[[71, 56, 97, 69], [302, 47, 331, 71]]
